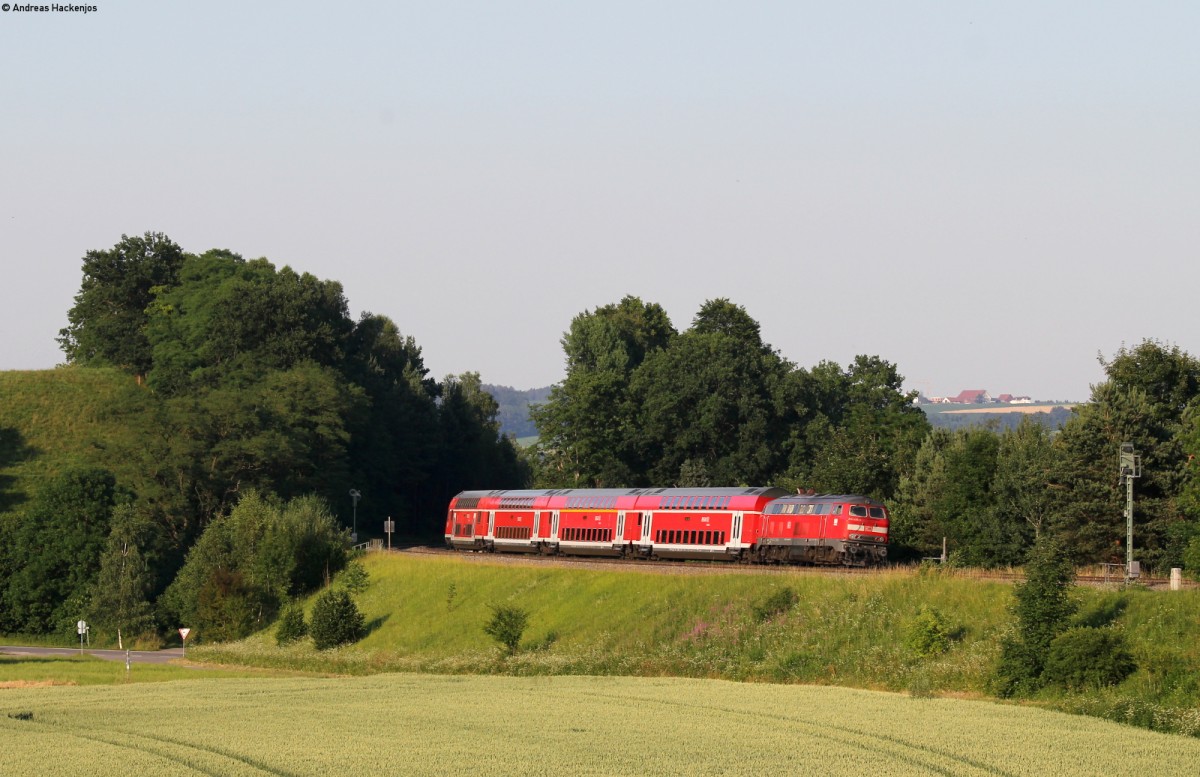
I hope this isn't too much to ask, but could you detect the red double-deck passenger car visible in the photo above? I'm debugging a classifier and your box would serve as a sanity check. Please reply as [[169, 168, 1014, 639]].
[[445, 487, 888, 567]]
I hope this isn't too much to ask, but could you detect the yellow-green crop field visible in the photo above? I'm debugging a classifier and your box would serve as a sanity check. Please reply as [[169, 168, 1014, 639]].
[[4, 673, 1199, 776]]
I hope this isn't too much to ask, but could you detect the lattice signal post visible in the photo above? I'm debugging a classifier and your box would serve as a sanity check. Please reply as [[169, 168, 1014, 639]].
[[1119, 442, 1142, 582]]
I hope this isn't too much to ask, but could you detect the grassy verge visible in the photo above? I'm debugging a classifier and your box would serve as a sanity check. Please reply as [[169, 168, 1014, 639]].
[[0, 653, 298, 687], [193, 553, 1200, 737], [199, 555, 1008, 692]]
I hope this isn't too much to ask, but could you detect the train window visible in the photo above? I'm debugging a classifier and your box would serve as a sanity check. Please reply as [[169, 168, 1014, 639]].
[[850, 506, 868, 517], [689, 530, 696, 544], [832, 505, 843, 515], [869, 507, 885, 519]]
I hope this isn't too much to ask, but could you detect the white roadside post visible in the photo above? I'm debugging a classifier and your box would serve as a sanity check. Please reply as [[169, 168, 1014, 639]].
[[179, 627, 191, 658], [385, 516, 395, 550], [76, 620, 88, 654]]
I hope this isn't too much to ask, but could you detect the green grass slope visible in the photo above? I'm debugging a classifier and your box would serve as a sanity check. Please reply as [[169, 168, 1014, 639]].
[[198, 553, 1200, 736], [0, 367, 148, 515]]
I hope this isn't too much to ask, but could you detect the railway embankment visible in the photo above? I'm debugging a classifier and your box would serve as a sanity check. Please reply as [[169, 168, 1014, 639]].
[[194, 551, 1200, 736]]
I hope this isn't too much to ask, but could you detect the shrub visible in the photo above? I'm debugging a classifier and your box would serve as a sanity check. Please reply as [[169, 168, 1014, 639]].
[[992, 635, 1043, 698], [275, 601, 308, 646], [1183, 535, 1200, 582], [906, 605, 952, 658], [309, 589, 366, 650], [484, 604, 528, 655], [340, 560, 369, 595], [993, 535, 1076, 696], [1043, 627, 1137, 690], [752, 586, 798, 622]]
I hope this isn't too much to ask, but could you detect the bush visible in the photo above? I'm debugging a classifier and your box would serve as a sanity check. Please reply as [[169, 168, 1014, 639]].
[[752, 586, 797, 622], [1043, 627, 1137, 690], [1183, 535, 1200, 582], [340, 559, 369, 595], [309, 589, 366, 650], [275, 601, 308, 646], [993, 535, 1076, 696], [484, 604, 528, 655], [906, 605, 952, 658]]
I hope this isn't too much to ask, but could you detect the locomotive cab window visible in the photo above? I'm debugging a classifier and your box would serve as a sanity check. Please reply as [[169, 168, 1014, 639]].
[[850, 506, 868, 518]]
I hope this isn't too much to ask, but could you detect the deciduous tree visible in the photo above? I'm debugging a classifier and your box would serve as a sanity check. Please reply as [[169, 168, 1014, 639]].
[[58, 232, 185, 380]]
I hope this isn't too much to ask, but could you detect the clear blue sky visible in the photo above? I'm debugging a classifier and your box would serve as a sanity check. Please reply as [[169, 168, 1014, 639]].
[[2, 2, 1197, 401]]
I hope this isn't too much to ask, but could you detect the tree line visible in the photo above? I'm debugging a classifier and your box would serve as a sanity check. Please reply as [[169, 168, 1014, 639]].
[[526, 297, 1200, 574], [0, 232, 526, 642]]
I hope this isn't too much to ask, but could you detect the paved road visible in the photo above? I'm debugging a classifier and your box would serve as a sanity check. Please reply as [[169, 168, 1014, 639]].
[[0, 645, 185, 664]]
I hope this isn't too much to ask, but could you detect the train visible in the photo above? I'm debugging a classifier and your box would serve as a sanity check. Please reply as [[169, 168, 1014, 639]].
[[444, 487, 889, 566]]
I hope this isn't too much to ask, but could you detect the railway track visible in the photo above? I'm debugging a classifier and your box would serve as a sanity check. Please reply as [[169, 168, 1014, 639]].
[[391, 545, 1195, 588]]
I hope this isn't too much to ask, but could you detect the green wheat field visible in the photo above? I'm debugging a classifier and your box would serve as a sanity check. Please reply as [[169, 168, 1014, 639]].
[[4, 673, 1199, 776]]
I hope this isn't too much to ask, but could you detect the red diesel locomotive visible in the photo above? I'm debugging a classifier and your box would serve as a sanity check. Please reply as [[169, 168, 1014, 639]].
[[444, 487, 889, 567]]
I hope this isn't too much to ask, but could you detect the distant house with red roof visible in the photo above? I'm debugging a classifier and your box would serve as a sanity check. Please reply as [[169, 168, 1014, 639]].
[[952, 389, 992, 404]]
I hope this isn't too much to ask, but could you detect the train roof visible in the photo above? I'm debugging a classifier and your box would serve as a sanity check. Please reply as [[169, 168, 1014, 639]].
[[451, 488, 787, 499], [450, 487, 791, 511]]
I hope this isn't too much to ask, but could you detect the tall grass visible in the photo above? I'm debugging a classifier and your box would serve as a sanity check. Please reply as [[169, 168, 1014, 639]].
[[0, 367, 150, 514], [194, 554, 1200, 736], [199, 554, 1010, 693]]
